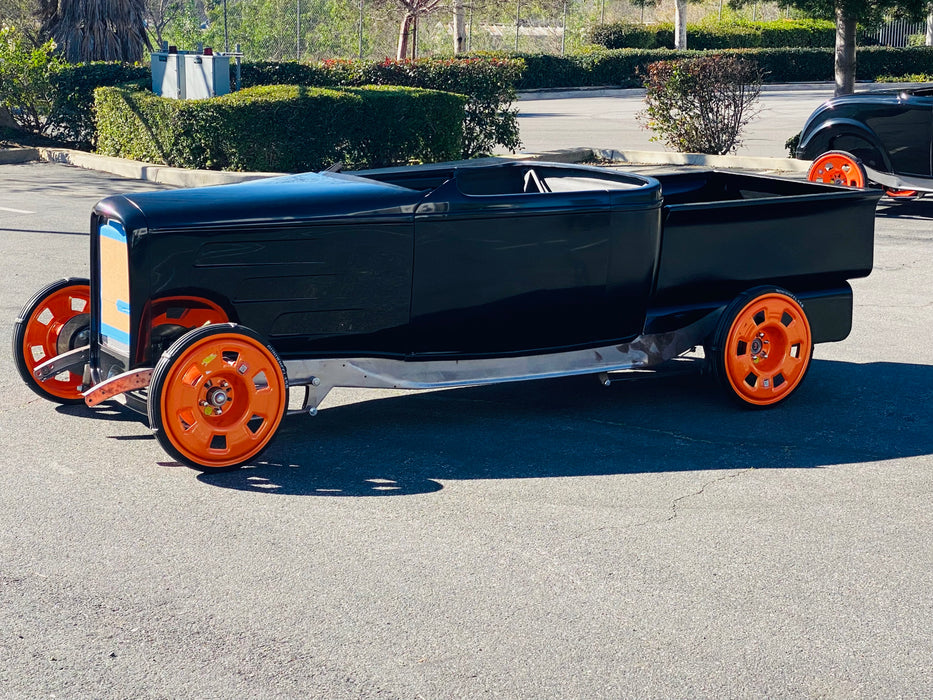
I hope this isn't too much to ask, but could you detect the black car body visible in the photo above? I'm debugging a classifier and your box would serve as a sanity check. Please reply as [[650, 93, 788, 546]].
[[797, 86, 933, 194], [14, 161, 881, 471]]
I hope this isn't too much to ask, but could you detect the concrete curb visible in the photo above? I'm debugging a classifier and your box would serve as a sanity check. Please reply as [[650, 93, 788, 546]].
[[36, 148, 283, 186], [507, 147, 810, 172], [0, 147, 40, 165], [594, 148, 811, 172], [1, 145, 810, 186]]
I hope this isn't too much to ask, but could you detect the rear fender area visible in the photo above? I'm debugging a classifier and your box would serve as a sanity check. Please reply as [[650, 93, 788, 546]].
[[799, 120, 891, 173], [644, 285, 854, 346]]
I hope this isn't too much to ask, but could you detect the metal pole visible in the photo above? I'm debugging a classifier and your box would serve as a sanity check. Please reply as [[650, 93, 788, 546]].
[[235, 44, 241, 91], [296, 0, 301, 61], [359, 0, 364, 59], [515, 0, 521, 52], [561, 0, 567, 55], [223, 0, 229, 53]]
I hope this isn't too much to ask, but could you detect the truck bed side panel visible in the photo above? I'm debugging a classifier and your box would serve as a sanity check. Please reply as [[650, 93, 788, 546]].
[[651, 171, 880, 307]]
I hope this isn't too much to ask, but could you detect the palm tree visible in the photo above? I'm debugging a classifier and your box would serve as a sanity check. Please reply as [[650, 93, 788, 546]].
[[39, 0, 151, 62]]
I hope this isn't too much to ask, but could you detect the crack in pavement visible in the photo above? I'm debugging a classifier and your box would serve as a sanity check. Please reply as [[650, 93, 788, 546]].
[[570, 469, 754, 539], [662, 468, 753, 523], [624, 468, 754, 530]]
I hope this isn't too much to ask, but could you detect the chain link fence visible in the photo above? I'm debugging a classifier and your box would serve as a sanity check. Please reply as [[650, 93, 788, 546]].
[[153, 0, 794, 63], [151, 0, 925, 64]]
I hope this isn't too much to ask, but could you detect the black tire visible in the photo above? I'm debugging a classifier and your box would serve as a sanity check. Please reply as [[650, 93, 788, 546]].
[[148, 323, 288, 472], [12, 277, 91, 404], [707, 286, 813, 408]]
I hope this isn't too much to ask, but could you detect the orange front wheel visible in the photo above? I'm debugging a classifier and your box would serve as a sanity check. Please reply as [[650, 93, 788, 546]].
[[807, 151, 867, 189], [709, 287, 813, 408], [148, 324, 287, 471], [12, 278, 91, 403]]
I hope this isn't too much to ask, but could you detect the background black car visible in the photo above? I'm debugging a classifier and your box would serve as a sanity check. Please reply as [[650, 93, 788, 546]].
[[798, 85, 933, 198]]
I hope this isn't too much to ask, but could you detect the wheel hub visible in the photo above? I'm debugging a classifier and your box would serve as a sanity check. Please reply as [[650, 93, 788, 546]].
[[749, 332, 770, 363], [202, 381, 233, 415]]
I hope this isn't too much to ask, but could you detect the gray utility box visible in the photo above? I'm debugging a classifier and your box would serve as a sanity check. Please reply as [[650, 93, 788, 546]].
[[151, 52, 231, 100]]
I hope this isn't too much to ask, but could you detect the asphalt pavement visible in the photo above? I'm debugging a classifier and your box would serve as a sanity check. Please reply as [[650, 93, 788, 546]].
[[510, 82, 841, 159], [1, 89, 932, 697]]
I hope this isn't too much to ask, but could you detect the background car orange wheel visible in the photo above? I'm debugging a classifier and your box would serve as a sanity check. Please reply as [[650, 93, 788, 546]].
[[884, 188, 919, 200], [708, 286, 813, 408], [12, 278, 91, 404], [807, 151, 867, 188], [148, 324, 287, 471]]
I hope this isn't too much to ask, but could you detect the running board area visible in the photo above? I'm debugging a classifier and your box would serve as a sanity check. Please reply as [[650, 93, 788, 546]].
[[283, 312, 719, 415]]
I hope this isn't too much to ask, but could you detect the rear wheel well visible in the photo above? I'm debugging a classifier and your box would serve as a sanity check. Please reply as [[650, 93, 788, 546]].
[[814, 131, 887, 172]]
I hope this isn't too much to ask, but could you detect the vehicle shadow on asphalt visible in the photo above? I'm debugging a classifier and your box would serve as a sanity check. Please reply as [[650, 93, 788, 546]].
[[875, 199, 931, 219], [197, 358, 933, 496]]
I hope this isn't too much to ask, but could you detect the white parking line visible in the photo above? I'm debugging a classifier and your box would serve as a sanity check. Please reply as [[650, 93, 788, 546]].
[[0, 206, 35, 214]]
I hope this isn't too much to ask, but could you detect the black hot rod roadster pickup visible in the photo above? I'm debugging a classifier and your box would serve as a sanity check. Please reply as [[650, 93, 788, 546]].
[[13, 161, 881, 471]]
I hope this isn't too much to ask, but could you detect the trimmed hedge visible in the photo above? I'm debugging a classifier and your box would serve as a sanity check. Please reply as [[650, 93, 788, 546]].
[[516, 46, 933, 90], [94, 84, 466, 172], [49, 63, 148, 149], [240, 57, 524, 157], [589, 20, 836, 50]]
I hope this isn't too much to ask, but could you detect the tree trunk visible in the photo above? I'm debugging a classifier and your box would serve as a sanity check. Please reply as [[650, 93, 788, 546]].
[[926, 7, 932, 46], [396, 12, 413, 60], [453, 0, 466, 55], [834, 6, 856, 96], [674, 0, 687, 50]]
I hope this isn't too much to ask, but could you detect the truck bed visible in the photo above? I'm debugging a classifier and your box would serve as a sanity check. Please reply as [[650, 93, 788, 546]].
[[650, 170, 881, 307]]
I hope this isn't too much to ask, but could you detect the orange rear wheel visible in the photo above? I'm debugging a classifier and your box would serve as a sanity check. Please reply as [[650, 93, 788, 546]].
[[884, 187, 919, 199], [709, 287, 813, 408], [12, 278, 91, 403], [148, 324, 287, 471], [807, 151, 867, 189]]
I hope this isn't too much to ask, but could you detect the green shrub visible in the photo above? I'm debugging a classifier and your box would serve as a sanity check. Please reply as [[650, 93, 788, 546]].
[[588, 23, 672, 50], [639, 55, 763, 155], [94, 84, 466, 172], [0, 27, 147, 149], [517, 49, 688, 89], [0, 26, 64, 135], [515, 46, 933, 89], [876, 72, 933, 82], [241, 56, 524, 157], [589, 20, 835, 51], [857, 46, 933, 79], [48, 62, 149, 148]]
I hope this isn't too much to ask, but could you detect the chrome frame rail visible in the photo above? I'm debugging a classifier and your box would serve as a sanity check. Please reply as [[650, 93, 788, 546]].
[[283, 312, 718, 415], [864, 165, 933, 194]]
